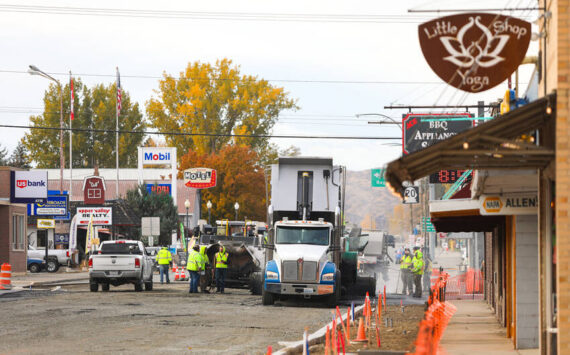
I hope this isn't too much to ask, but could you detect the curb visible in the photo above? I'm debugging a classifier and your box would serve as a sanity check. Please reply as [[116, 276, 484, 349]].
[[274, 304, 365, 355]]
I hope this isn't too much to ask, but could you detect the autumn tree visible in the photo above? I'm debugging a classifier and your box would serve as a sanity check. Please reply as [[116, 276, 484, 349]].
[[179, 145, 266, 222], [23, 78, 145, 168], [146, 59, 297, 159], [0, 143, 8, 166]]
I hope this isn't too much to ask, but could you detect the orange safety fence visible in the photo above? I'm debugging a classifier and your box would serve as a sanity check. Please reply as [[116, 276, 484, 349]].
[[408, 272, 457, 355], [441, 268, 484, 300]]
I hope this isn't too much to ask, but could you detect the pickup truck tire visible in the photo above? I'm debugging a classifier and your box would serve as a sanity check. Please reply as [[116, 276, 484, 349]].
[[145, 279, 153, 291], [262, 287, 275, 306], [46, 259, 59, 273], [134, 279, 143, 292], [29, 263, 41, 273], [101, 283, 110, 292], [90, 282, 98, 292]]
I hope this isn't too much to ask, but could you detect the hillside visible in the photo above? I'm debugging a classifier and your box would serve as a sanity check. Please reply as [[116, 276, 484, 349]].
[[345, 170, 400, 230]]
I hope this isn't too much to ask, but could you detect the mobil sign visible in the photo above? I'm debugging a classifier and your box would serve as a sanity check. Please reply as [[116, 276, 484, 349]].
[[10, 170, 48, 203], [141, 147, 174, 165]]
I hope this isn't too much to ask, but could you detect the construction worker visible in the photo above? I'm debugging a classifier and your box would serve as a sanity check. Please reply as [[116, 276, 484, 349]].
[[156, 246, 172, 284], [199, 245, 210, 293], [400, 248, 413, 295], [187, 245, 202, 293], [215, 245, 229, 293], [412, 246, 424, 298]]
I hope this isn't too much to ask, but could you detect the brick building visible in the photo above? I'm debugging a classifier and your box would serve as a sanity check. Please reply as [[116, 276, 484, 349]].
[[0, 167, 28, 273]]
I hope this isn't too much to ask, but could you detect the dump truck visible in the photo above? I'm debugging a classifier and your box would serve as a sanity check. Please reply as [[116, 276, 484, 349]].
[[196, 220, 265, 294], [261, 157, 376, 306]]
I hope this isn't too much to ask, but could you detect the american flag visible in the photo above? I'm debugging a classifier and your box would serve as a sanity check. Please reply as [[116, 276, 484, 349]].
[[70, 73, 74, 121], [116, 67, 122, 115]]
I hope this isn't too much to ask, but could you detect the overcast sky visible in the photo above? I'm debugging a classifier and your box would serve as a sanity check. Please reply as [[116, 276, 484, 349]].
[[0, 0, 538, 170]]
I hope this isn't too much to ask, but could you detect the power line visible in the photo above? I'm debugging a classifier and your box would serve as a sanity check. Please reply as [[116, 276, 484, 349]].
[[0, 123, 401, 140], [0, 69, 444, 85], [0, 4, 433, 23]]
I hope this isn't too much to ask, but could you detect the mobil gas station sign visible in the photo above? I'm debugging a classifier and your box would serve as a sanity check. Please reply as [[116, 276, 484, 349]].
[[140, 147, 175, 165]]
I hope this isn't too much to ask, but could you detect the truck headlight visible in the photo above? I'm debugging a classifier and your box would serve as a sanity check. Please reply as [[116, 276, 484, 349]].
[[322, 273, 334, 282], [266, 271, 279, 280]]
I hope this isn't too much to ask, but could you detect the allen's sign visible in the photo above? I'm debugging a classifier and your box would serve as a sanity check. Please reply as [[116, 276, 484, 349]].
[[184, 168, 217, 189], [479, 194, 537, 215], [419, 14, 531, 92]]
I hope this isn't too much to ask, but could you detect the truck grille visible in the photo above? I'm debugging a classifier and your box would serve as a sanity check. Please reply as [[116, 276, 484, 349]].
[[282, 260, 318, 282]]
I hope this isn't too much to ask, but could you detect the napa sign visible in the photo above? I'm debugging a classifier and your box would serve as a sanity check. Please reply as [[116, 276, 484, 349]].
[[479, 194, 537, 215]]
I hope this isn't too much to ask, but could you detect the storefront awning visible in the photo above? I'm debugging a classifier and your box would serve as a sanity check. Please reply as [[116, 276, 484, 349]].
[[432, 215, 505, 233], [386, 93, 556, 195]]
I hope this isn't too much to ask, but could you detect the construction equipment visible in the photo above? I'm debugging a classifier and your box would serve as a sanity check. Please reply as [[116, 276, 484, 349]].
[[262, 157, 376, 306]]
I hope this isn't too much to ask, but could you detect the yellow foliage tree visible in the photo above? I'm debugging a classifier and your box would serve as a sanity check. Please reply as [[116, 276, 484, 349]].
[[146, 59, 298, 158]]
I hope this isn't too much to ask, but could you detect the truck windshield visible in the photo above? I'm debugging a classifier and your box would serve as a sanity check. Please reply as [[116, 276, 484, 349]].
[[100, 243, 142, 255], [275, 226, 329, 245]]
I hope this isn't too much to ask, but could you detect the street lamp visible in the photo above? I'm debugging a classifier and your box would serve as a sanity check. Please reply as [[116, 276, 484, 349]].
[[28, 65, 64, 194], [355, 113, 402, 130], [184, 199, 191, 230], [234, 202, 239, 221], [206, 200, 212, 225]]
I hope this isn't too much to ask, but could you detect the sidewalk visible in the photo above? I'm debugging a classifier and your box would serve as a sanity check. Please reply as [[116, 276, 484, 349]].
[[440, 300, 539, 355]]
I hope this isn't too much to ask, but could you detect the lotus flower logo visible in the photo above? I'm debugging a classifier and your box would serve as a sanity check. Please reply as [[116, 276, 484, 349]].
[[440, 16, 509, 68]]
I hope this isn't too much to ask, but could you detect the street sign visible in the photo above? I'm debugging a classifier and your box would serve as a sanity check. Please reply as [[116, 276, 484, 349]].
[[422, 217, 436, 232], [142, 217, 160, 236], [403, 186, 419, 204], [371, 168, 385, 187]]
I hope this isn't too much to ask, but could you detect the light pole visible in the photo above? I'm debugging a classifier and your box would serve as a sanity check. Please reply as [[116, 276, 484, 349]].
[[28, 65, 64, 194], [184, 199, 191, 248], [355, 113, 402, 130], [234, 202, 239, 221], [206, 200, 212, 225]]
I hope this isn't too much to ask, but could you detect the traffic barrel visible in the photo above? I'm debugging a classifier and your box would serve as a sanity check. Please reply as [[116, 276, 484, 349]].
[[0, 263, 12, 290]]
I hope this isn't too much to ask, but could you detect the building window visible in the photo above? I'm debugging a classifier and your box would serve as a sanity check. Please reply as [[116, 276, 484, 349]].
[[12, 214, 25, 250]]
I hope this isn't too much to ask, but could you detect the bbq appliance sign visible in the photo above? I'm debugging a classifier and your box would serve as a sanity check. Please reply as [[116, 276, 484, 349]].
[[418, 13, 531, 93], [402, 113, 473, 155], [76, 207, 113, 225], [184, 168, 217, 189], [10, 170, 48, 203]]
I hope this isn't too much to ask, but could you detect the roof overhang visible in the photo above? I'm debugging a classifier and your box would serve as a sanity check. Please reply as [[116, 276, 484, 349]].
[[430, 199, 480, 218], [386, 93, 556, 196]]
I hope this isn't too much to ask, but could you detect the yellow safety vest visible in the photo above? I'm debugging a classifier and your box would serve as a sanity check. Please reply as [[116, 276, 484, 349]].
[[187, 250, 201, 271], [400, 255, 412, 269], [200, 246, 209, 269], [157, 248, 172, 265], [215, 252, 228, 269], [412, 253, 424, 275]]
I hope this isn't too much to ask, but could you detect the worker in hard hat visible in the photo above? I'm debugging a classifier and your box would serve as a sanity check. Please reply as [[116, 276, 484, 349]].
[[215, 245, 229, 293], [400, 248, 413, 295], [412, 246, 424, 298], [199, 245, 210, 293], [156, 246, 172, 284], [187, 245, 202, 293]]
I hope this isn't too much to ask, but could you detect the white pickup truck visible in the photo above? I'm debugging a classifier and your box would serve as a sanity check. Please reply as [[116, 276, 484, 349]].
[[89, 240, 154, 292], [27, 245, 71, 273]]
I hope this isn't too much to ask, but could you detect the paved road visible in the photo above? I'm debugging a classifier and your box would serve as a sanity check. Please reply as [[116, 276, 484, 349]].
[[0, 278, 336, 355]]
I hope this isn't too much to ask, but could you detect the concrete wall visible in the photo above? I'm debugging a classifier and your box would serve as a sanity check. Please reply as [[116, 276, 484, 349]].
[[515, 215, 539, 349]]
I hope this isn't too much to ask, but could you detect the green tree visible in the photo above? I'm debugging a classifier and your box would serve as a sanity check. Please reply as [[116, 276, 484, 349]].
[[0, 143, 8, 166], [125, 184, 179, 245], [9, 141, 31, 168], [23, 78, 145, 168], [146, 58, 298, 158]]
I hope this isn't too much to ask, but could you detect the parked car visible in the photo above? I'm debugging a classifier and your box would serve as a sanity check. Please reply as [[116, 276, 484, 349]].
[[27, 245, 71, 273], [89, 240, 154, 292]]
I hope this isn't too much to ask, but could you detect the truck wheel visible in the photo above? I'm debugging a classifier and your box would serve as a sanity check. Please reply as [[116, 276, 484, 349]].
[[367, 276, 377, 296], [46, 259, 59, 273], [262, 287, 275, 306], [90, 282, 98, 292], [101, 283, 110, 292], [145, 278, 153, 291], [326, 271, 341, 308], [29, 263, 41, 273], [249, 272, 263, 295], [134, 279, 143, 292]]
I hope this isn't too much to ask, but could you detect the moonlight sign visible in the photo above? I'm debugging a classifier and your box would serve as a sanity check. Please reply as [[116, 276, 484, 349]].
[[418, 13, 531, 93]]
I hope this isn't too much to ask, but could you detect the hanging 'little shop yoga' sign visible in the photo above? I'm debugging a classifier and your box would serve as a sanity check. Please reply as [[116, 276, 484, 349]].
[[418, 13, 531, 93]]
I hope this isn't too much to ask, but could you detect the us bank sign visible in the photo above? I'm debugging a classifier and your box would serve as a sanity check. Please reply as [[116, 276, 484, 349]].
[[419, 13, 531, 93]]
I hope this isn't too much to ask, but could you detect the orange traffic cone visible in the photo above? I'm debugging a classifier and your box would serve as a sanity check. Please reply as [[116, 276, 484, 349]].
[[325, 325, 331, 355], [0, 263, 12, 290], [352, 317, 368, 343], [266, 345, 272, 355]]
